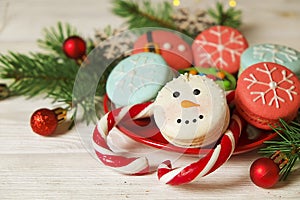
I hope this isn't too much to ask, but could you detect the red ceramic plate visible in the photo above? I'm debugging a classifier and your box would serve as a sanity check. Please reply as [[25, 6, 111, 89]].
[[103, 94, 277, 155]]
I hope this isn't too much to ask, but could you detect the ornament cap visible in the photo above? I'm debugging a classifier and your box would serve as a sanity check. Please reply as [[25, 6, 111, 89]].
[[53, 107, 67, 123], [0, 83, 10, 100], [270, 150, 289, 170]]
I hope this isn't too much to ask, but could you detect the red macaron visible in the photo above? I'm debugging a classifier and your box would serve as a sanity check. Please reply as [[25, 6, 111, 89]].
[[235, 62, 300, 130], [192, 25, 248, 74], [132, 30, 193, 70]]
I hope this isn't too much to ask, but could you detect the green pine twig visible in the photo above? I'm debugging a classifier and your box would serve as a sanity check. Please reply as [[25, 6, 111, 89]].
[[112, 0, 178, 31], [208, 2, 242, 28], [259, 119, 300, 181], [37, 21, 79, 55], [0, 52, 77, 98], [0, 22, 104, 125]]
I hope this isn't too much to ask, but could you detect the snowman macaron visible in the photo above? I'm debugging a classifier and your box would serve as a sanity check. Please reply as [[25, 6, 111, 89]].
[[153, 73, 230, 148]]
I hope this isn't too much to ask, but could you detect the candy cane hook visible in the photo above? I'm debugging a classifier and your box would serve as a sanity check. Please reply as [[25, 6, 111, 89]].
[[93, 102, 153, 175]]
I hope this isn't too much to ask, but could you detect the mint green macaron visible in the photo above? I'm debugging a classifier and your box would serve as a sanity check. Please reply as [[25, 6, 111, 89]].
[[106, 52, 176, 107], [239, 44, 300, 78]]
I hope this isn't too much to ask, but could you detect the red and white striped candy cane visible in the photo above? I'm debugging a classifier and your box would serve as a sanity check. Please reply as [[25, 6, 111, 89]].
[[93, 101, 242, 184], [157, 114, 242, 185], [93, 102, 153, 175]]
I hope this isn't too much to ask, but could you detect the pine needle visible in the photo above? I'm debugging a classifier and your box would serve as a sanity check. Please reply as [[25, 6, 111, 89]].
[[259, 119, 300, 181], [112, 0, 178, 31], [208, 2, 242, 28], [0, 22, 101, 125]]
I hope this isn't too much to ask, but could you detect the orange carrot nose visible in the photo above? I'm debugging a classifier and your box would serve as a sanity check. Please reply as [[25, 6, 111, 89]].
[[181, 100, 200, 108]]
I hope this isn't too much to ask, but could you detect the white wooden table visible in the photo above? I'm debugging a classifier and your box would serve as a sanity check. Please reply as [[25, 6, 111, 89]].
[[0, 0, 300, 199]]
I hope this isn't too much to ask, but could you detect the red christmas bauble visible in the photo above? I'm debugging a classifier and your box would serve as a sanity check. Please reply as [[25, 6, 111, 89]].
[[63, 36, 86, 59], [30, 108, 58, 136], [250, 157, 280, 188]]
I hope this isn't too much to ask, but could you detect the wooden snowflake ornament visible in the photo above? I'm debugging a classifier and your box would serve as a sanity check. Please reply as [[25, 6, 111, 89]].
[[172, 8, 214, 37]]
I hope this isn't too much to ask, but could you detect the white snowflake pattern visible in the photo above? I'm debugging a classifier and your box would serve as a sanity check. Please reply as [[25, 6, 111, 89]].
[[114, 55, 160, 93], [243, 63, 297, 108], [97, 32, 137, 60], [195, 26, 245, 68], [253, 44, 298, 64]]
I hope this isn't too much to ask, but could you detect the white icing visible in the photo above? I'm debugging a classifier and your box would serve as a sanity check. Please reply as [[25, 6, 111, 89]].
[[177, 44, 186, 52], [163, 42, 171, 50], [253, 44, 298, 64], [195, 26, 245, 68], [153, 74, 228, 148], [243, 63, 297, 108], [111, 54, 172, 103]]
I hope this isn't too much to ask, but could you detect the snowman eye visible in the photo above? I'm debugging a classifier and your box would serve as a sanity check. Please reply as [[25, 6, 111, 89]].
[[193, 89, 201, 95], [173, 91, 180, 98]]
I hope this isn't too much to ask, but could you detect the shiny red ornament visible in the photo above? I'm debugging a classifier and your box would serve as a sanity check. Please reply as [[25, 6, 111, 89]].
[[63, 36, 86, 60], [30, 108, 67, 136], [250, 157, 280, 188]]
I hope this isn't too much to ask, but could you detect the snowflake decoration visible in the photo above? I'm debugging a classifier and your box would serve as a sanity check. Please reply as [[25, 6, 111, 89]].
[[95, 29, 137, 60], [194, 26, 245, 68], [114, 55, 163, 94], [172, 8, 214, 36], [115, 66, 157, 94], [243, 63, 297, 108], [253, 44, 298, 64]]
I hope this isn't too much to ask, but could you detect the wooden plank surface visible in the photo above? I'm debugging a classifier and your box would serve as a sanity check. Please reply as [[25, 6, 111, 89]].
[[0, 0, 300, 199]]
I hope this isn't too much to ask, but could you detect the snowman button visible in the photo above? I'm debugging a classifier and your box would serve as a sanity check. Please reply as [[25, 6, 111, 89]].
[[163, 43, 172, 50], [178, 44, 186, 52]]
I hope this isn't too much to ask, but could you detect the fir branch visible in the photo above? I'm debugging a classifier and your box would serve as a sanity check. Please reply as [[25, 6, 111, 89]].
[[0, 22, 106, 126], [259, 119, 300, 181], [0, 52, 77, 97], [112, 0, 178, 31], [208, 2, 242, 28], [37, 21, 79, 55]]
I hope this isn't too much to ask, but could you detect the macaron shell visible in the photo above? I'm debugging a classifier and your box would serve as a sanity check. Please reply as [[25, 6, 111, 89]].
[[192, 25, 248, 74], [106, 52, 175, 107], [240, 43, 300, 78], [235, 62, 300, 130], [132, 30, 193, 70], [153, 74, 229, 148]]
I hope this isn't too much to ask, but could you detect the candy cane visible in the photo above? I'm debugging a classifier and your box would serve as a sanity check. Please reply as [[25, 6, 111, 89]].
[[157, 114, 242, 185], [93, 102, 242, 184], [93, 102, 153, 175]]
